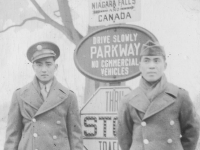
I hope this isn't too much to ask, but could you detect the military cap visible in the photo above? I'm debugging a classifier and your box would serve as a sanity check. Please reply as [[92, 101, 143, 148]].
[[27, 41, 60, 63], [140, 40, 166, 60]]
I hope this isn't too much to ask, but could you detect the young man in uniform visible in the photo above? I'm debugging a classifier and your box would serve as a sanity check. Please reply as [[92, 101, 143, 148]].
[[117, 41, 200, 150], [4, 41, 83, 150]]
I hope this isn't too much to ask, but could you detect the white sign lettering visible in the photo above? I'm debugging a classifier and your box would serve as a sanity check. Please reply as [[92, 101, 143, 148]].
[[89, 0, 141, 26]]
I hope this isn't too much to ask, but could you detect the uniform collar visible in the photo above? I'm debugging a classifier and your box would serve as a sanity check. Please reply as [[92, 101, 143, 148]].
[[131, 82, 178, 99], [165, 83, 178, 98], [128, 82, 179, 120], [32, 76, 56, 93], [20, 77, 69, 117], [39, 80, 53, 93]]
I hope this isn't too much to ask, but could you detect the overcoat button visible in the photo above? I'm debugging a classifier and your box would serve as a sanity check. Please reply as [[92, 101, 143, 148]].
[[167, 139, 173, 143], [170, 120, 174, 125], [32, 118, 36, 122], [56, 121, 61, 124], [33, 133, 38, 138], [141, 122, 146, 126], [143, 139, 149, 144], [53, 135, 57, 140]]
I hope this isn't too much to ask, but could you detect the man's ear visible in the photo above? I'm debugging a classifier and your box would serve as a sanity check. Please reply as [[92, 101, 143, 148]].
[[164, 62, 167, 70], [32, 63, 35, 70], [138, 62, 142, 72], [55, 64, 58, 70]]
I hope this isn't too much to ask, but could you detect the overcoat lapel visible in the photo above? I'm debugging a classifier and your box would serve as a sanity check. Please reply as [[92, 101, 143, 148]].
[[128, 88, 150, 113], [20, 78, 43, 111], [128, 83, 179, 120], [143, 94, 175, 120], [35, 79, 69, 117], [20, 77, 69, 117], [143, 83, 178, 120]]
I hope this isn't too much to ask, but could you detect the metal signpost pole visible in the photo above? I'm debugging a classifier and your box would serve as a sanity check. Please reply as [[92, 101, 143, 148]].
[[73, 1, 159, 150]]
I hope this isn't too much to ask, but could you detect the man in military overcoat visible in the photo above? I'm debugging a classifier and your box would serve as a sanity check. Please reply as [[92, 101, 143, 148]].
[[4, 42, 83, 150], [117, 41, 200, 150]]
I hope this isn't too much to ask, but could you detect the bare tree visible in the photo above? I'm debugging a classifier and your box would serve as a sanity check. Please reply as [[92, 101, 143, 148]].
[[0, 0, 104, 102], [0, 0, 83, 44]]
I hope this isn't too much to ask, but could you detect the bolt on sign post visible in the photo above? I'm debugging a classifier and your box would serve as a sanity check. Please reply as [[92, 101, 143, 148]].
[[89, 0, 141, 26], [74, 25, 158, 83], [81, 86, 131, 150]]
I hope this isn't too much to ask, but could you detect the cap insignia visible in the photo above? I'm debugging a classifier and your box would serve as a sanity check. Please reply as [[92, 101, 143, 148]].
[[37, 45, 43, 50]]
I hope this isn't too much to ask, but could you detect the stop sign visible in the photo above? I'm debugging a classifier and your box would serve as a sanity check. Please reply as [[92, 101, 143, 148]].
[[80, 86, 131, 150]]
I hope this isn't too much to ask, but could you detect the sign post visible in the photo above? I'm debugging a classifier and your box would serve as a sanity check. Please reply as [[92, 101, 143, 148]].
[[81, 86, 131, 150], [74, 22, 158, 150]]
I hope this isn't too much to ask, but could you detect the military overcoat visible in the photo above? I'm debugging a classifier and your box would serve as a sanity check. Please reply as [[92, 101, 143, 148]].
[[4, 77, 83, 150], [117, 83, 200, 150]]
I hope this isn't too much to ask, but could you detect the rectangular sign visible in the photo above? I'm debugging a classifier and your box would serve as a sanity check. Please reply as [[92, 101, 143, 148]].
[[84, 139, 121, 150], [88, 0, 141, 26]]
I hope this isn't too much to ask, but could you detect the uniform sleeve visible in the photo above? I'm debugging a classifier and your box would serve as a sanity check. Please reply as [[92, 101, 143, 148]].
[[4, 90, 23, 150], [179, 90, 200, 150], [117, 99, 133, 150], [67, 92, 83, 150]]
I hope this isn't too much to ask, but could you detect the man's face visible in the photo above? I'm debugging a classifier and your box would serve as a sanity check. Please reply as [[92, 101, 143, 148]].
[[32, 57, 58, 84], [139, 56, 167, 82]]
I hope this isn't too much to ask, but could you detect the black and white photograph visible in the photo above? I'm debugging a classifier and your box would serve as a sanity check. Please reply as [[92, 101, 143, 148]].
[[0, 0, 200, 150]]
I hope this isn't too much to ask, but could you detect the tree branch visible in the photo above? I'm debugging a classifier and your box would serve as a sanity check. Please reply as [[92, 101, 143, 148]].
[[0, 0, 83, 45], [0, 17, 46, 33], [30, 0, 81, 44], [30, 0, 54, 21], [57, 0, 83, 44], [30, 0, 63, 30], [54, 10, 61, 18]]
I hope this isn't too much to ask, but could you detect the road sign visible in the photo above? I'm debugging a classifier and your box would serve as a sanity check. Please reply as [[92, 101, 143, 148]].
[[80, 86, 132, 150], [74, 25, 158, 82], [88, 0, 141, 26]]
